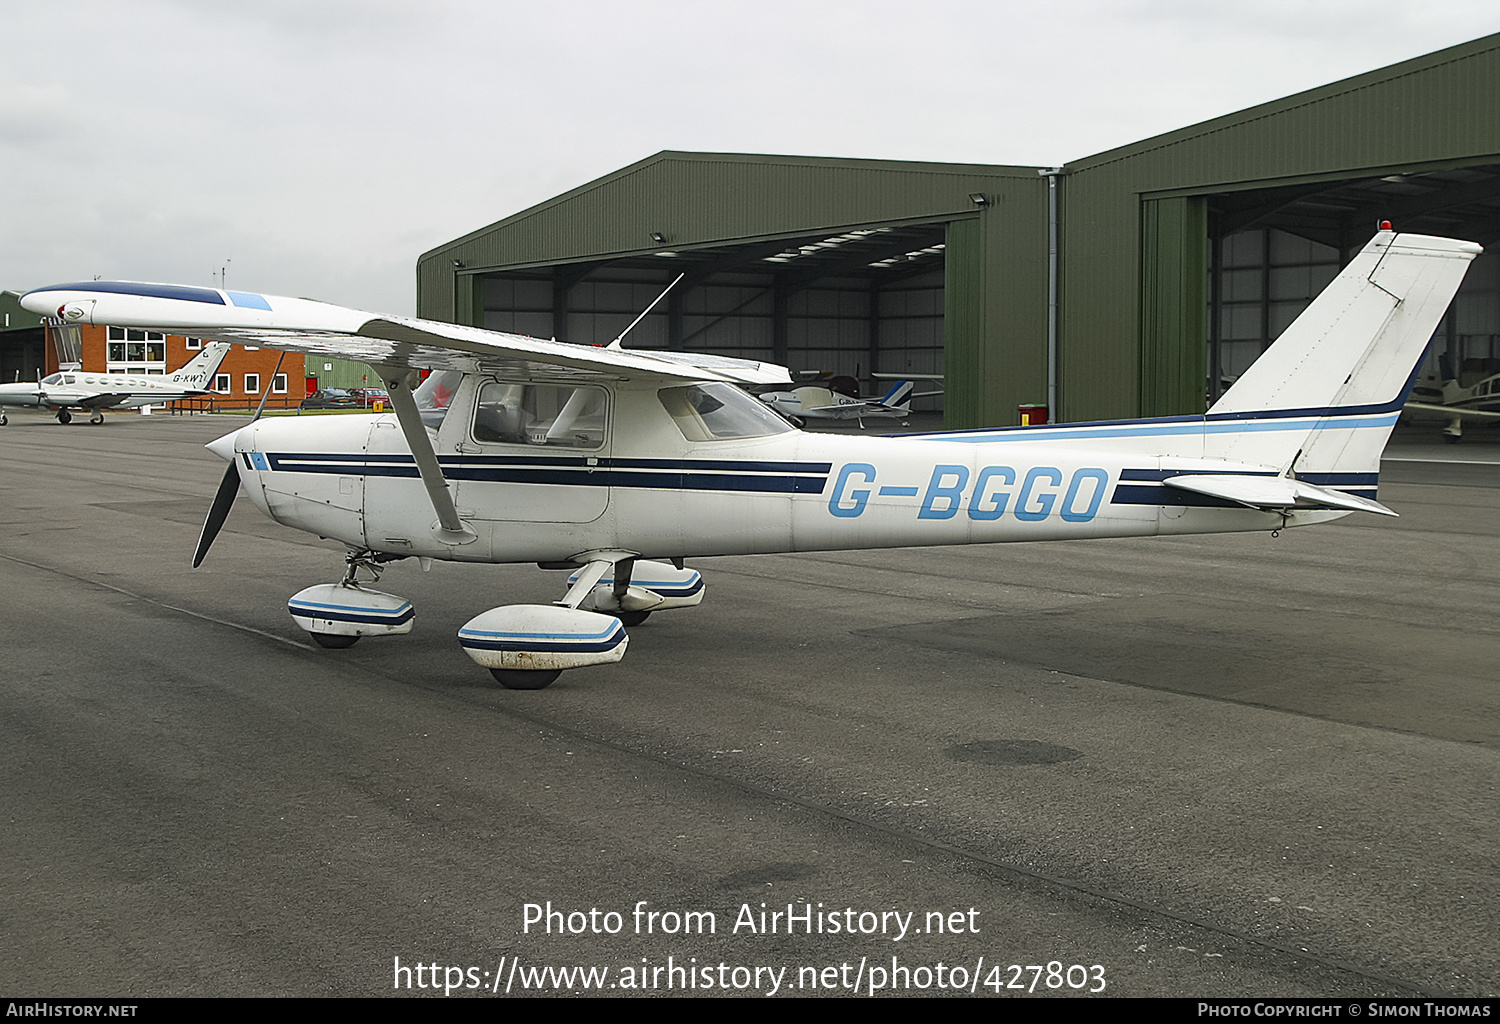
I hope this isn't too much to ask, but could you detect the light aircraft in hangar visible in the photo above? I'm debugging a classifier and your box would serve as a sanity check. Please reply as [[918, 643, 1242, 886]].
[[1403, 366, 1500, 442], [0, 328, 232, 425], [20, 229, 1480, 688], [757, 378, 936, 426]]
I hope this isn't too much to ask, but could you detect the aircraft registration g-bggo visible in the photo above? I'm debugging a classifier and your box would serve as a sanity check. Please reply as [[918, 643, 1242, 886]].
[[20, 230, 1481, 688]]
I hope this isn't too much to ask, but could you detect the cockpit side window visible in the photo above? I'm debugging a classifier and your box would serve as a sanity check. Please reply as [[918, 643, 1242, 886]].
[[659, 383, 796, 441], [472, 382, 607, 449]]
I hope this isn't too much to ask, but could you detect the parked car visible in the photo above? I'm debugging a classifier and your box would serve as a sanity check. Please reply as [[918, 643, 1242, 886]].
[[300, 388, 359, 410], [348, 388, 390, 408]]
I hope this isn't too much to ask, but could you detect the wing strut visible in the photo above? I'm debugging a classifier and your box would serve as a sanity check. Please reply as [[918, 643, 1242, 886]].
[[376, 365, 477, 546]]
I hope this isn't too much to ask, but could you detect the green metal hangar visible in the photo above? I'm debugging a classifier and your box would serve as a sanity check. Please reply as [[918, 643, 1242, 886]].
[[418, 33, 1500, 429]]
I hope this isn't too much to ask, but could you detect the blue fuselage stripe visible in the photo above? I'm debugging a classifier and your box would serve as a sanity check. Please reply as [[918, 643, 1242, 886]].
[[262, 453, 830, 494]]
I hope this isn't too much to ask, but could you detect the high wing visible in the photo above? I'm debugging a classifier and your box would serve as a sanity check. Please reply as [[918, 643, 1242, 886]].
[[19, 281, 791, 386]]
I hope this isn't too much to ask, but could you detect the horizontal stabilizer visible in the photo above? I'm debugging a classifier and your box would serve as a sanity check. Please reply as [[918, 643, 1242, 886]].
[[1164, 474, 1398, 517]]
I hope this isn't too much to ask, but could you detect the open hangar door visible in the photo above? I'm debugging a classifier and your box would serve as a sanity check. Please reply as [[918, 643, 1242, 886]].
[[1205, 164, 1500, 402], [476, 223, 949, 414]]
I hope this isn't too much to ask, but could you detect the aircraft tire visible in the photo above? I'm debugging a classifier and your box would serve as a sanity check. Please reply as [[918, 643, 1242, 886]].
[[1442, 434, 1461, 444], [612, 610, 651, 626], [310, 632, 360, 649], [57, 410, 72, 425], [0, 414, 7, 426], [90, 412, 104, 425], [489, 668, 561, 690]]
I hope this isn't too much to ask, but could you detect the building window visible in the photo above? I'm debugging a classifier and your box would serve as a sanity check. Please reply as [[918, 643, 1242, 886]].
[[105, 326, 166, 372], [272, 373, 288, 395], [185, 337, 203, 350], [244, 374, 260, 395], [215, 374, 231, 393]]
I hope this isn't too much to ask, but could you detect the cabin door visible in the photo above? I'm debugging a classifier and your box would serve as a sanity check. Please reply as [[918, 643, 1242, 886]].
[[451, 380, 611, 524]]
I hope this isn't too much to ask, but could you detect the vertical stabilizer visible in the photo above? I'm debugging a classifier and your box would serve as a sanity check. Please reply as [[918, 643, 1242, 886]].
[[169, 342, 233, 388], [1206, 231, 1480, 478], [878, 380, 914, 413]]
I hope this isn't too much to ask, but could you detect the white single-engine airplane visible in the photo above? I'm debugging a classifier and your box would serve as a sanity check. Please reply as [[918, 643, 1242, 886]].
[[1404, 370, 1500, 441], [20, 230, 1480, 688], [0, 329, 231, 425]]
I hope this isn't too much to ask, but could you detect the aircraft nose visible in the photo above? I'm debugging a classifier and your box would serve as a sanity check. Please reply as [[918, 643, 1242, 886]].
[[205, 427, 243, 463]]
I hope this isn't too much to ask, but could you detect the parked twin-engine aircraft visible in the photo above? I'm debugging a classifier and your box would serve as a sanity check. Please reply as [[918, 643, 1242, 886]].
[[20, 230, 1480, 688], [0, 337, 231, 425]]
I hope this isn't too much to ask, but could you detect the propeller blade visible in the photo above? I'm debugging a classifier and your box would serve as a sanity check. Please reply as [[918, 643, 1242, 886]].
[[193, 459, 242, 567]]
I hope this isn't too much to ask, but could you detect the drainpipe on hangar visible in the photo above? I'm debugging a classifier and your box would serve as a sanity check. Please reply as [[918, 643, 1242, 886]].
[[1039, 166, 1065, 421]]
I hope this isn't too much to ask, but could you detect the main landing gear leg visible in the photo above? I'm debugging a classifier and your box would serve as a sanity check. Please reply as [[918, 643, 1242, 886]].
[[606, 557, 650, 626]]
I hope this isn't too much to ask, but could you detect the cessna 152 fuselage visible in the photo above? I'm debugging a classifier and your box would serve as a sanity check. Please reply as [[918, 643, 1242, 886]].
[[20, 230, 1481, 688]]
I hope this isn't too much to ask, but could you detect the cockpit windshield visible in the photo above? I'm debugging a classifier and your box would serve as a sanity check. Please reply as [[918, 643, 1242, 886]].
[[659, 383, 796, 441]]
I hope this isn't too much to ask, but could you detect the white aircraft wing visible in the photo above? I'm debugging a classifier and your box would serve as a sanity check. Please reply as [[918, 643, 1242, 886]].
[[74, 392, 134, 409], [803, 400, 878, 415], [1405, 401, 1500, 421], [20, 281, 791, 385]]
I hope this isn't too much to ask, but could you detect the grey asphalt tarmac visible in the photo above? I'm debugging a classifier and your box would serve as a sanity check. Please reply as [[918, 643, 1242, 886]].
[[1, 409, 1496, 998]]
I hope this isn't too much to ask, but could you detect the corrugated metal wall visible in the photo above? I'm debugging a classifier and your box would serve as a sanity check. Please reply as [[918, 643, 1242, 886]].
[[1139, 197, 1208, 417], [420, 154, 1041, 318]]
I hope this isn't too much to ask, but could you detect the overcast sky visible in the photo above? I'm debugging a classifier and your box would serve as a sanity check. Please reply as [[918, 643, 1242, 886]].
[[2, 0, 1496, 314]]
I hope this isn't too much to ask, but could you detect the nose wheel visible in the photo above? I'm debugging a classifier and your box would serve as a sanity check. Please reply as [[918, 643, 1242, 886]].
[[56, 409, 72, 424]]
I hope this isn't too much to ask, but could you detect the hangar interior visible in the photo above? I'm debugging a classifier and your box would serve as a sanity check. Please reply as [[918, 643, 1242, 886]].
[[0, 291, 46, 386], [1206, 167, 1500, 399], [478, 225, 948, 410], [421, 33, 1500, 428]]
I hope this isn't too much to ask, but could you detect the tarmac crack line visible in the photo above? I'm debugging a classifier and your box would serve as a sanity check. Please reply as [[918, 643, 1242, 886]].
[[0, 551, 317, 652]]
